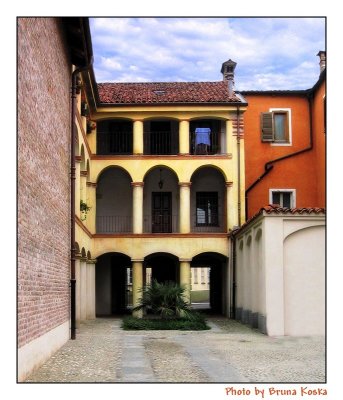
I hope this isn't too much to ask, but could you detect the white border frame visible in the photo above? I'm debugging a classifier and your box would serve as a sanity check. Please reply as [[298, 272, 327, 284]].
[[269, 108, 292, 146], [269, 188, 296, 207]]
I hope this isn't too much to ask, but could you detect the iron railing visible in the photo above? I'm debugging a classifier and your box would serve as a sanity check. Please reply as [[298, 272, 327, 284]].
[[143, 214, 179, 233], [192, 213, 225, 232], [144, 131, 179, 155], [97, 130, 133, 155], [96, 215, 132, 233]]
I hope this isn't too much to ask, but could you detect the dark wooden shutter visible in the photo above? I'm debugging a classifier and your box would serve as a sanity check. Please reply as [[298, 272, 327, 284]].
[[261, 112, 274, 141]]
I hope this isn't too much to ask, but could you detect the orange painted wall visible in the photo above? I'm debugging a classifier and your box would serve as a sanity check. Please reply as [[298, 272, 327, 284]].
[[243, 92, 325, 218], [312, 79, 326, 207]]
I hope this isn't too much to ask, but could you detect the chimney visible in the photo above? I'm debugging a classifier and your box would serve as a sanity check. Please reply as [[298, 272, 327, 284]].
[[317, 51, 326, 73], [221, 59, 237, 97]]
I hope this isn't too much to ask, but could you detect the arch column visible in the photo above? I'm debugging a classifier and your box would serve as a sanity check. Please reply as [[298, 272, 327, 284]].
[[226, 181, 238, 230], [80, 170, 87, 219], [226, 119, 234, 154], [86, 259, 97, 320], [179, 259, 191, 305], [86, 182, 97, 233], [133, 120, 144, 155], [80, 255, 87, 321], [179, 120, 190, 155], [179, 182, 191, 233], [75, 157, 81, 219], [132, 182, 144, 234], [132, 259, 144, 318], [75, 252, 82, 327]]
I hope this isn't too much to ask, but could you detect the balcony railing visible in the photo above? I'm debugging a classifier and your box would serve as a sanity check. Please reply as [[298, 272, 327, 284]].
[[96, 215, 132, 233], [190, 130, 221, 155], [97, 131, 133, 155], [192, 213, 226, 232], [143, 214, 179, 233], [144, 131, 179, 155]]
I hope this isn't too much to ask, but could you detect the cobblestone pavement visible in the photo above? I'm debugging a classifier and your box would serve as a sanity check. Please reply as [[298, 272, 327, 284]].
[[25, 316, 325, 383]]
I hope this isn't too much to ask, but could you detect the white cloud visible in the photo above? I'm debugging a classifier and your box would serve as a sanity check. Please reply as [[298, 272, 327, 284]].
[[89, 17, 325, 89]]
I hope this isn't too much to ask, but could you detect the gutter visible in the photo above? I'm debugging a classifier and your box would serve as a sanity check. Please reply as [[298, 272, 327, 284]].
[[244, 90, 314, 220], [70, 59, 93, 340]]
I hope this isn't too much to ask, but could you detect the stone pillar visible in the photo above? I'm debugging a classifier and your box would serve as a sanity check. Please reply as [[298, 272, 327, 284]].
[[80, 256, 87, 321], [226, 181, 238, 230], [179, 120, 190, 155], [179, 182, 191, 233], [86, 259, 96, 320], [80, 170, 87, 220], [133, 120, 144, 155], [226, 119, 233, 154], [132, 259, 144, 318], [75, 157, 81, 219], [131, 182, 144, 234], [75, 253, 82, 328], [179, 259, 191, 305], [86, 182, 97, 233]]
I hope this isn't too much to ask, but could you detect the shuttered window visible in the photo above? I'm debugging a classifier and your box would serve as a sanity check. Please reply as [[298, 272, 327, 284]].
[[261, 111, 289, 143]]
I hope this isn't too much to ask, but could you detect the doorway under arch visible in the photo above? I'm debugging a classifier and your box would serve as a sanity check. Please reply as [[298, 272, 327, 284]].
[[96, 252, 132, 316], [191, 252, 228, 314]]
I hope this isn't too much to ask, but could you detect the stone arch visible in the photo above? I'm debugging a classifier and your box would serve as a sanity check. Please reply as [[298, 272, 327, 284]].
[[80, 144, 86, 171], [81, 247, 86, 259], [96, 165, 133, 184], [87, 250, 92, 260]]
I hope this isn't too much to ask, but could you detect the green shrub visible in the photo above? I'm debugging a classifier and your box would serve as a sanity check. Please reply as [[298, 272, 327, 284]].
[[122, 313, 210, 331], [132, 280, 193, 320]]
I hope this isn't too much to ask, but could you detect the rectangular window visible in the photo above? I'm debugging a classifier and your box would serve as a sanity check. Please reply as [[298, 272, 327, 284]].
[[269, 189, 296, 208], [196, 192, 219, 226], [261, 109, 290, 144]]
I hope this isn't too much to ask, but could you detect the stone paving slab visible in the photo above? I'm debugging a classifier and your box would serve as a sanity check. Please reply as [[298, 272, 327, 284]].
[[25, 316, 325, 383]]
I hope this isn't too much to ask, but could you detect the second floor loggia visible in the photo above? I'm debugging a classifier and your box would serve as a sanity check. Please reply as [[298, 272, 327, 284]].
[[96, 118, 231, 156]]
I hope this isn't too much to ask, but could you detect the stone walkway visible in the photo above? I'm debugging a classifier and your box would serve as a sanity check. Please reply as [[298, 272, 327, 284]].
[[25, 317, 325, 383]]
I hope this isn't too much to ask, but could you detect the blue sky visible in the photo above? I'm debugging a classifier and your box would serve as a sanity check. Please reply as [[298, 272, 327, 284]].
[[89, 17, 325, 90]]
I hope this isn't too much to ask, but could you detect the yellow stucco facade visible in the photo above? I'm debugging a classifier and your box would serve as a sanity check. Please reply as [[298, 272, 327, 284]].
[[74, 78, 246, 320]]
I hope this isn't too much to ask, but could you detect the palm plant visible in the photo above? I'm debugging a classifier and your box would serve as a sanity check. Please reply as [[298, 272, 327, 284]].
[[132, 280, 192, 320]]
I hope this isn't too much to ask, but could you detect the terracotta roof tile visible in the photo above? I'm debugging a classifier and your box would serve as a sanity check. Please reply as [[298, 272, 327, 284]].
[[97, 81, 243, 104], [229, 205, 325, 237]]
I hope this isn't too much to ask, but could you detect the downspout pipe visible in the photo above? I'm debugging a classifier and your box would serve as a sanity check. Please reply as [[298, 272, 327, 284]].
[[244, 90, 314, 220], [236, 106, 241, 226], [70, 58, 93, 340]]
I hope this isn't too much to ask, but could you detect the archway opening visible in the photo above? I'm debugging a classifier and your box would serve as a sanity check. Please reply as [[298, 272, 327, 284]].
[[191, 252, 227, 314], [144, 252, 179, 284], [96, 252, 132, 316]]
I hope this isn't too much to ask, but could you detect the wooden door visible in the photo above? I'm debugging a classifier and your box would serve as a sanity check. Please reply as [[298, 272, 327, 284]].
[[152, 192, 172, 233]]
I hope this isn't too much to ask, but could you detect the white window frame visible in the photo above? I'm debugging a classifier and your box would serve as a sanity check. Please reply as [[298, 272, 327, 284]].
[[269, 108, 292, 146], [269, 188, 296, 208]]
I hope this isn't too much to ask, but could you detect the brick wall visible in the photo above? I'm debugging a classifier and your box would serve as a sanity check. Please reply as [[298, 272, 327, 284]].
[[18, 18, 71, 348]]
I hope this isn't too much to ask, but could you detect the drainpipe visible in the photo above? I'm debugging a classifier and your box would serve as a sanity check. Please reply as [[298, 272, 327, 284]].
[[236, 106, 241, 226], [230, 231, 237, 319], [244, 91, 314, 220], [70, 59, 93, 340]]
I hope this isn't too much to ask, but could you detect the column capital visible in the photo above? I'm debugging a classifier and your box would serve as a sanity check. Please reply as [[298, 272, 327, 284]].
[[86, 258, 97, 264], [75, 156, 82, 163], [226, 181, 233, 187], [179, 258, 192, 263], [133, 119, 144, 122], [179, 119, 190, 122], [131, 181, 144, 187], [178, 182, 192, 188], [75, 252, 82, 259], [80, 170, 88, 177], [86, 182, 97, 188], [131, 258, 144, 263]]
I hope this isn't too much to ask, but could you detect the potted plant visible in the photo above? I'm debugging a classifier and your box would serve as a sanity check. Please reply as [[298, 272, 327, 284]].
[[80, 200, 91, 221]]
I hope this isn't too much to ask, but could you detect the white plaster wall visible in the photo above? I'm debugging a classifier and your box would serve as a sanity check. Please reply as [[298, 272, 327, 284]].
[[18, 321, 69, 382], [96, 255, 112, 315], [283, 225, 325, 335]]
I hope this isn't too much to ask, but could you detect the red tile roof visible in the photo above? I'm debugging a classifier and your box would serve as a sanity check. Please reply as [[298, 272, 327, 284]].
[[229, 205, 325, 237], [97, 81, 244, 104]]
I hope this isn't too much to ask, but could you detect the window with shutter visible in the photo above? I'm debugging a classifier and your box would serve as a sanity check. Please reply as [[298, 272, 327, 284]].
[[261, 112, 274, 141], [261, 110, 290, 143]]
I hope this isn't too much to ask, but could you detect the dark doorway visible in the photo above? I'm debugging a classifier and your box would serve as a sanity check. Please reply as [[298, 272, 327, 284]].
[[145, 253, 178, 284], [96, 253, 131, 316], [192, 253, 226, 314], [152, 192, 172, 233]]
